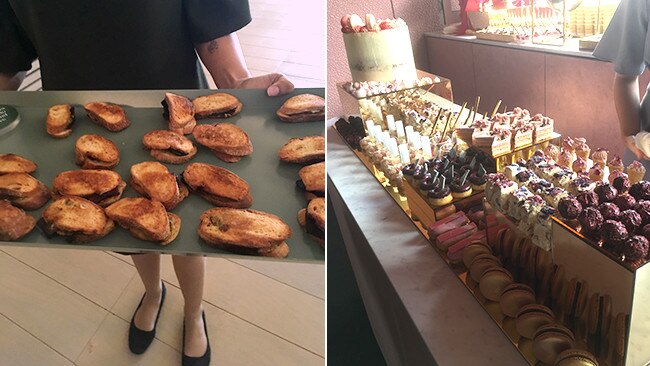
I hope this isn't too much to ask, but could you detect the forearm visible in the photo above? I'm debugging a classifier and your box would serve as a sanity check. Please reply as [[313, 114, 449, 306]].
[[613, 73, 642, 137], [0, 72, 25, 91], [195, 33, 251, 88]]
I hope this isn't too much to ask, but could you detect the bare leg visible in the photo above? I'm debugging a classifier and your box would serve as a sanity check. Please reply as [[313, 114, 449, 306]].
[[131, 253, 163, 330], [172, 255, 207, 357]]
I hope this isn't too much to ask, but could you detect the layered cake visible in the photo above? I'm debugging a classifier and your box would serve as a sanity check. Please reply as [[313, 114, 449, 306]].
[[341, 14, 417, 83]]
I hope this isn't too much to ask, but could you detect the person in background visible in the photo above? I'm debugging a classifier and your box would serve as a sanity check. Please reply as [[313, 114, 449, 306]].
[[593, 0, 650, 166], [0, 1, 294, 366]]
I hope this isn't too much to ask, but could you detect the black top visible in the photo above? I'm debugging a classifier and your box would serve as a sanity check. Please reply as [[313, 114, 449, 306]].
[[0, 0, 251, 90]]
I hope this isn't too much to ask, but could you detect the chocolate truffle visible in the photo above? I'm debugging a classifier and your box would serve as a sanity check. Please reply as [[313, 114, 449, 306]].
[[576, 190, 599, 208], [638, 200, 650, 226], [595, 183, 618, 203], [598, 202, 621, 220], [620, 210, 642, 234], [558, 197, 583, 220], [601, 220, 629, 243], [630, 181, 650, 200], [612, 176, 631, 193], [613, 193, 637, 211], [643, 224, 650, 242], [623, 236, 649, 262], [578, 207, 604, 233]]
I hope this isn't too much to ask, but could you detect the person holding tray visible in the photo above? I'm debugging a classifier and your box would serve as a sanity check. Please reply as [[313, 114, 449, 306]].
[[0, 1, 295, 365], [593, 0, 650, 168]]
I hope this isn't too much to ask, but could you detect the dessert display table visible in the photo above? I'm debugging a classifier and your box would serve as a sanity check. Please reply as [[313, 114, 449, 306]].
[[327, 117, 527, 365]]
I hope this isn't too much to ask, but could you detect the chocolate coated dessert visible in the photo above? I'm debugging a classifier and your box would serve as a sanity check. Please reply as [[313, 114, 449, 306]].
[[630, 181, 650, 200], [558, 197, 583, 220], [598, 202, 620, 220], [613, 193, 637, 211], [612, 176, 631, 193], [595, 183, 618, 203], [620, 210, 642, 234], [576, 191, 599, 207], [637, 200, 650, 226], [600, 220, 629, 244], [578, 207, 603, 233], [402, 163, 417, 178], [623, 236, 649, 262]]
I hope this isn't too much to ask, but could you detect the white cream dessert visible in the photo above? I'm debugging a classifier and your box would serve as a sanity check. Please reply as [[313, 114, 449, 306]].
[[341, 14, 417, 83]]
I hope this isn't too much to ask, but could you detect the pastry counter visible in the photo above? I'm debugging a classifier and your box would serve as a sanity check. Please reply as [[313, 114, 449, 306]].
[[327, 116, 527, 365]]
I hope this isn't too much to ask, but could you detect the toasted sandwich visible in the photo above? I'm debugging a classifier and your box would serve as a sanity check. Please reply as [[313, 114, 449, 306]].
[[52, 169, 126, 207], [192, 123, 253, 163], [162, 93, 196, 135], [130, 161, 188, 210], [0, 154, 37, 175], [276, 94, 325, 123], [298, 197, 325, 247], [279, 136, 325, 164], [84, 102, 131, 132], [0, 173, 50, 210], [198, 207, 291, 257], [142, 130, 197, 164], [182, 162, 252, 208], [46, 104, 75, 138], [105, 197, 180, 245], [192, 93, 243, 119], [0, 200, 36, 241], [40, 196, 114, 243], [75, 134, 120, 169], [297, 162, 325, 199]]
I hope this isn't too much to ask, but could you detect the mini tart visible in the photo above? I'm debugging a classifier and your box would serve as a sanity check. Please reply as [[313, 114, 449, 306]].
[[469, 173, 487, 191], [427, 186, 452, 207], [401, 163, 417, 183], [450, 179, 473, 199], [419, 176, 437, 195]]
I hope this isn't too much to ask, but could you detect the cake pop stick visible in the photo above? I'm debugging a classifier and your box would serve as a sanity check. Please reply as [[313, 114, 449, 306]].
[[473, 96, 481, 123], [502, 105, 507, 114], [453, 102, 467, 129], [441, 110, 453, 139], [491, 100, 502, 119], [464, 106, 475, 126]]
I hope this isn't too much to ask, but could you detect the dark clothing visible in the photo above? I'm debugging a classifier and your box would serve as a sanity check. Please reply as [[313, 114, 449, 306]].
[[0, 0, 251, 90]]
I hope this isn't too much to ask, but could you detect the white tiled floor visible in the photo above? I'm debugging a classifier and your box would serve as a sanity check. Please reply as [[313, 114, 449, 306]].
[[0, 248, 324, 366]]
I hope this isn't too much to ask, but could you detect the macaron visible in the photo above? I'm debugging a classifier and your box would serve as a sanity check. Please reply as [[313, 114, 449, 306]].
[[518, 337, 536, 364], [484, 300, 505, 324], [501, 228, 516, 260], [502, 316, 519, 341], [553, 348, 598, 366], [562, 279, 589, 337], [586, 293, 611, 358], [500, 283, 537, 318], [516, 304, 556, 339], [479, 266, 514, 301], [509, 237, 527, 280], [538, 264, 566, 313], [465, 272, 478, 293], [462, 241, 492, 268], [469, 253, 501, 282], [532, 323, 576, 365]]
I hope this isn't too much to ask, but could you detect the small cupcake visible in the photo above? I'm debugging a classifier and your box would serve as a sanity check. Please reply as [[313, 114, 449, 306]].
[[592, 148, 608, 167], [588, 163, 605, 182], [608, 155, 624, 174], [428, 176, 453, 207], [612, 175, 631, 193], [544, 144, 560, 162], [419, 174, 438, 196], [469, 164, 488, 192], [402, 163, 417, 184], [628, 160, 647, 184], [608, 170, 628, 185], [412, 164, 428, 186], [575, 142, 591, 161], [557, 148, 575, 169], [572, 157, 588, 174]]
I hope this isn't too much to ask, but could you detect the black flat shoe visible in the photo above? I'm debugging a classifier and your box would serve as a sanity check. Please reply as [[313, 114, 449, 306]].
[[128, 282, 166, 354], [182, 311, 211, 366]]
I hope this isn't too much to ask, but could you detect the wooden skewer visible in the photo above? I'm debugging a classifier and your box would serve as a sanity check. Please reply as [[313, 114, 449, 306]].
[[502, 105, 507, 113], [491, 100, 502, 119], [453, 102, 468, 130], [464, 106, 475, 126], [441, 111, 453, 139], [474, 96, 481, 123], [432, 108, 445, 132]]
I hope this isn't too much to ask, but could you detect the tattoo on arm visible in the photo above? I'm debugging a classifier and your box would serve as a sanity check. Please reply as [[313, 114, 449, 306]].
[[208, 40, 218, 53]]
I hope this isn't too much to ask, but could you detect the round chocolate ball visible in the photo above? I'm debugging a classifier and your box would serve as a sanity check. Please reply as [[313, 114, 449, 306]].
[[613, 176, 631, 193], [595, 183, 618, 203], [558, 197, 583, 220], [601, 220, 629, 243], [620, 210, 642, 234], [643, 224, 650, 243], [623, 236, 649, 261], [630, 181, 650, 200], [576, 190, 599, 208], [613, 193, 637, 211], [578, 207, 604, 233], [638, 200, 650, 226], [598, 202, 620, 221]]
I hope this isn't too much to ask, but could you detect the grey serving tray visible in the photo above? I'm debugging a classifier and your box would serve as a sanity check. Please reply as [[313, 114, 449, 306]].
[[0, 89, 324, 262]]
